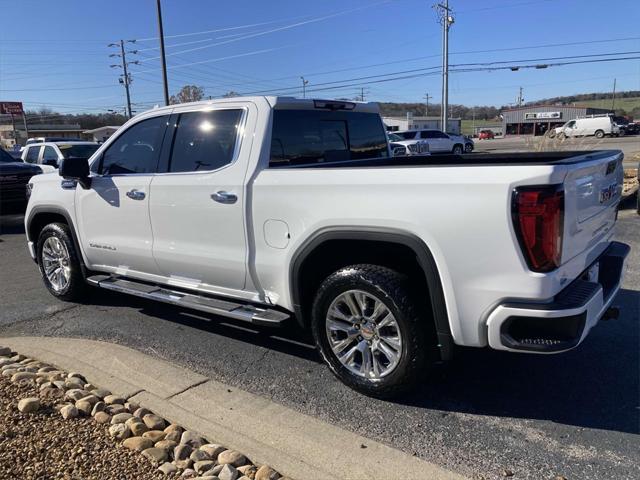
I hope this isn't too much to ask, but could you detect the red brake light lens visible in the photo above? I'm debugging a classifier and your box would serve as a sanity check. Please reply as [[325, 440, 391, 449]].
[[512, 186, 564, 272]]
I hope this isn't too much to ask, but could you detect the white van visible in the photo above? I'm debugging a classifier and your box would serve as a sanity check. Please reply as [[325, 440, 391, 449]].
[[550, 115, 620, 139]]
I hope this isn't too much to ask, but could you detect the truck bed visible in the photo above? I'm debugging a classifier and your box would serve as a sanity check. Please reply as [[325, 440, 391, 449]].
[[272, 150, 622, 169]]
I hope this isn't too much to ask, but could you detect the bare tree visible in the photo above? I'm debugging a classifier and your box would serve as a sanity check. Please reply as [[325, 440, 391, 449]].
[[170, 85, 205, 104], [222, 91, 240, 98]]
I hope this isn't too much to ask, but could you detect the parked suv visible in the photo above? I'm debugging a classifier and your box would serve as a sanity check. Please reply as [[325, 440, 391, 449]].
[[388, 132, 429, 156], [0, 148, 42, 214], [25, 97, 629, 397], [22, 141, 99, 172], [395, 129, 469, 154]]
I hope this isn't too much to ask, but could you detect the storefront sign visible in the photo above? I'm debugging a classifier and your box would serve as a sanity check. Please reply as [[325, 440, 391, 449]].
[[524, 111, 562, 120], [0, 102, 24, 115]]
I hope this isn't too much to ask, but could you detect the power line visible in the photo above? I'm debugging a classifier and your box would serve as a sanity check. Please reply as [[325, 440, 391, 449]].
[[195, 51, 638, 97], [223, 55, 640, 97], [136, 0, 393, 63], [253, 36, 640, 84]]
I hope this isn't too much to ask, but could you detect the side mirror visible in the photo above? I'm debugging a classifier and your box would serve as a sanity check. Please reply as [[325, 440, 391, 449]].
[[59, 157, 91, 189]]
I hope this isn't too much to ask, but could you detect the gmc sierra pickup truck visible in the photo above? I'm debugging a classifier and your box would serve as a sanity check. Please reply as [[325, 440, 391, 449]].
[[25, 97, 629, 397]]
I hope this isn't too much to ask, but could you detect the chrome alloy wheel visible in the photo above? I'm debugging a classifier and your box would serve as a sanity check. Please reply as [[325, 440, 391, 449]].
[[325, 289, 402, 379], [41, 237, 71, 292]]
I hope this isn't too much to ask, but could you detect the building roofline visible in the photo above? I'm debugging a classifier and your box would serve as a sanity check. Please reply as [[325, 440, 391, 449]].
[[82, 126, 120, 133], [501, 104, 612, 112]]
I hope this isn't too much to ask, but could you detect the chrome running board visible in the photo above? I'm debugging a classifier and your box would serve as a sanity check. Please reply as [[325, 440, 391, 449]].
[[86, 275, 289, 327]]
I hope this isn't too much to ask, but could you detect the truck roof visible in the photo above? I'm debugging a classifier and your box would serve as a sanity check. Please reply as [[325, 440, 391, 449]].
[[145, 96, 381, 116]]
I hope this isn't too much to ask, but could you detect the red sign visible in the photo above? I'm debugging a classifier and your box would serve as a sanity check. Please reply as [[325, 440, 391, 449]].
[[0, 102, 24, 115]]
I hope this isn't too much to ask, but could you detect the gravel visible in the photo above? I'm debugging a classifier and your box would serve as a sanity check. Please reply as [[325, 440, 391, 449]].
[[0, 349, 289, 479], [0, 371, 166, 479]]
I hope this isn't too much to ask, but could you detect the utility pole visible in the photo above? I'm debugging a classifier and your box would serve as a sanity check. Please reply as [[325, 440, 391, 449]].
[[156, 0, 170, 106], [360, 87, 366, 102], [434, 1, 454, 133], [423, 93, 432, 116], [109, 40, 138, 119], [120, 40, 132, 118], [517, 86, 524, 107], [300, 76, 309, 98], [611, 78, 617, 111]]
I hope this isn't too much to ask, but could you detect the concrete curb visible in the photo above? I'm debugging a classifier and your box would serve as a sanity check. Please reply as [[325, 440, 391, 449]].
[[1, 336, 466, 480]]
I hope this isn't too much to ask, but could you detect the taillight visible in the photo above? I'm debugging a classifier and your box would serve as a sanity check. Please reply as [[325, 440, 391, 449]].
[[512, 186, 564, 272]]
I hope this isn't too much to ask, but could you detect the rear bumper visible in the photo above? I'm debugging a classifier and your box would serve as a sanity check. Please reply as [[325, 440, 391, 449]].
[[486, 241, 630, 353]]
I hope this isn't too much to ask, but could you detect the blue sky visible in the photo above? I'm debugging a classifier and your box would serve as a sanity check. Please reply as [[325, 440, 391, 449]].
[[1, 0, 639, 114]]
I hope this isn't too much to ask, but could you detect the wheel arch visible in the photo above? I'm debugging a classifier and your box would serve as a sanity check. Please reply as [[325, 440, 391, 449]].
[[26, 206, 87, 275], [289, 227, 453, 360]]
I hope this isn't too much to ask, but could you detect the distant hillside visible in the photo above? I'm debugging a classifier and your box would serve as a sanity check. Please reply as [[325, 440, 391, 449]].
[[527, 90, 640, 116], [377, 102, 500, 121], [375, 91, 639, 121]]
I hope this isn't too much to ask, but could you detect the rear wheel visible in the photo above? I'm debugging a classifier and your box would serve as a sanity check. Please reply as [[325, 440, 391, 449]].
[[464, 143, 473, 153], [311, 264, 431, 397], [595, 129, 605, 139], [37, 223, 87, 301], [452, 144, 463, 155]]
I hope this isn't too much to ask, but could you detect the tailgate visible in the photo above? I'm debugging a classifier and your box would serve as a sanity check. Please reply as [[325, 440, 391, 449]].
[[562, 151, 623, 263]]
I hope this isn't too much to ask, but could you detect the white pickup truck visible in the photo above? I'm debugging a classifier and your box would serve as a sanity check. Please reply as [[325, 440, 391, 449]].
[[24, 97, 629, 397]]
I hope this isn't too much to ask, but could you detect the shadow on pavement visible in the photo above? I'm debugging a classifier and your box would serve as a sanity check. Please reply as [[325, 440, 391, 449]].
[[3, 212, 638, 435], [402, 287, 640, 435], [85, 284, 640, 435]]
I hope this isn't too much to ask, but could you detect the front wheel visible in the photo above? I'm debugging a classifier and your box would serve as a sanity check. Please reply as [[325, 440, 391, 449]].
[[464, 143, 473, 153], [311, 264, 431, 397], [37, 223, 87, 301]]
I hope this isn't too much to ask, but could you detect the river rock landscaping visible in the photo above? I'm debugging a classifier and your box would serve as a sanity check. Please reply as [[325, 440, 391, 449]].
[[0, 346, 290, 480]]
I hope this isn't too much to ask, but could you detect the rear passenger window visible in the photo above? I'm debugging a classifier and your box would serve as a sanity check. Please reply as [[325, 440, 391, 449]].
[[100, 116, 167, 175], [25, 146, 41, 163], [168, 109, 243, 173], [270, 110, 388, 166]]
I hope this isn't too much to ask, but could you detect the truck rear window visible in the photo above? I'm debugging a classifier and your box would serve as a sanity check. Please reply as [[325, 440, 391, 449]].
[[269, 110, 389, 167]]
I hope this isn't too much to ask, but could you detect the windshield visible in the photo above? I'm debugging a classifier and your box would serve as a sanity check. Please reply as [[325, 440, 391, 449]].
[[58, 144, 99, 159], [0, 149, 16, 163], [388, 133, 403, 142], [395, 131, 417, 140]]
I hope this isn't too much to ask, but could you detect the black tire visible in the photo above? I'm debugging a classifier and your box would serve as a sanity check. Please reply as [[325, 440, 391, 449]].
[[311, 264, 431, 397], [452, 144, 463, 155], [36, 223, 87, 301], [595, 130, 605, 139], [464, 143, 473, 153]]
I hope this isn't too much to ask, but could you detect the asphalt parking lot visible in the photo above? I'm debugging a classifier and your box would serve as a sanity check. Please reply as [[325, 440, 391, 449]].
[[473, 135, 640, 168], [0, 202, 638, 480]]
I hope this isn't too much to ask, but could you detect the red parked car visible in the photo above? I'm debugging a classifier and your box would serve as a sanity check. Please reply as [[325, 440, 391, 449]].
[[478, 130, 495, 140]]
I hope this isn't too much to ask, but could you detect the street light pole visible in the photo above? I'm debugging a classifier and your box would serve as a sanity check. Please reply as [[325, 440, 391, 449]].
[[300, 76, 309, 98], [156, 0, 170, 106]]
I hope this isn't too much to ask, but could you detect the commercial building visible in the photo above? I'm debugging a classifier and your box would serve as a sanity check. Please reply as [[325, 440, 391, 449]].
[[83, 126, 120, 143], [383, 113, 461, 134], [501, 105, 612, 136], [0, 123, 84, 148]]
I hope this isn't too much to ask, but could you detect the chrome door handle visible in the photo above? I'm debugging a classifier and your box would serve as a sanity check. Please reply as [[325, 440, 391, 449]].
[[126, 189, 146, 200], [211, 191, 237, 204]]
